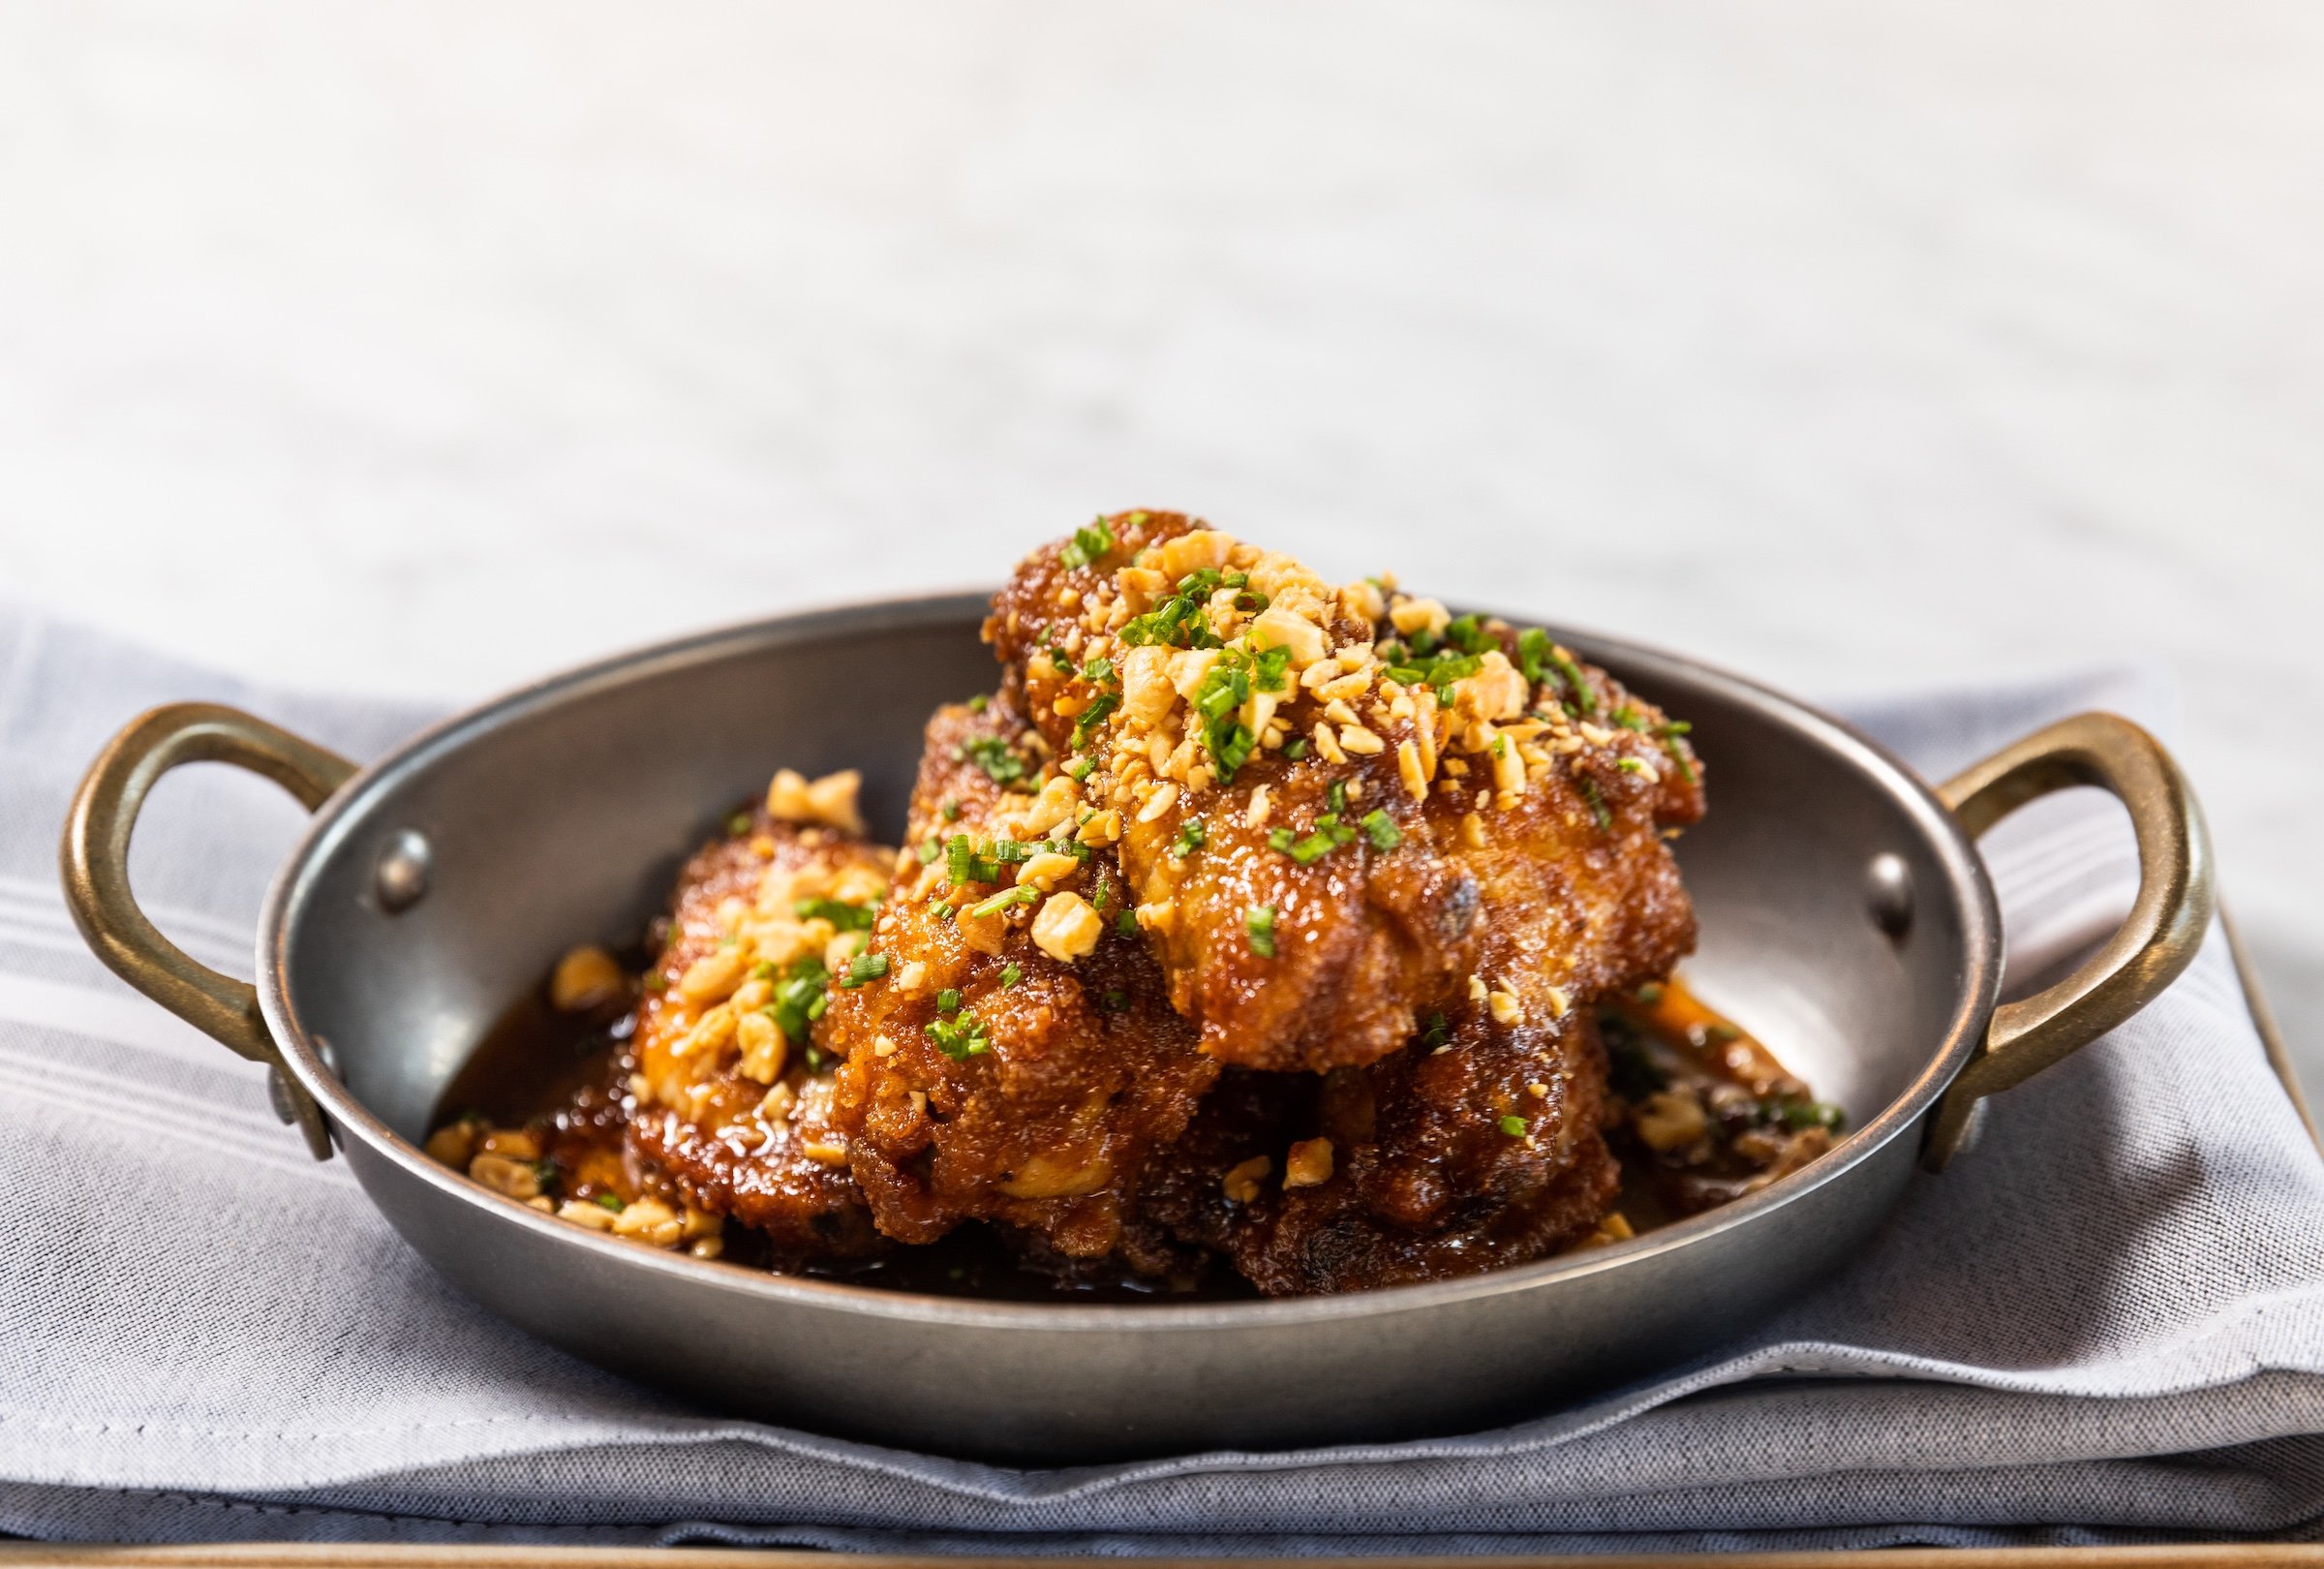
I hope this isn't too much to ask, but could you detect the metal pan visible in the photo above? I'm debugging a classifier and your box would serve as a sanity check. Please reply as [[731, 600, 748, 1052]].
[[58, 596, 2212, 1462]]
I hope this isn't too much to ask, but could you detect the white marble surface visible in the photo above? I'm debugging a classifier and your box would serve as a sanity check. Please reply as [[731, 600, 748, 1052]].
[[3, 2, 2321, 1087]]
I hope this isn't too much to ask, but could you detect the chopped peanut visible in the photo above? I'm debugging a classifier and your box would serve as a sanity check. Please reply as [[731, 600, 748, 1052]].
[[677, 949, 748, 1004], [765, 768, 864, 834], [549, 945, 626, 1012], [1222, 1155, 1271, 1203], [1283, 1138, 1335, 1188], [1016, 850, 1083, 892], [1634, 1089, 1711, 1153], [611, 1196, 686, 1247], [468, 1153, 540, 1201], [1031, 891, 1104, 963]]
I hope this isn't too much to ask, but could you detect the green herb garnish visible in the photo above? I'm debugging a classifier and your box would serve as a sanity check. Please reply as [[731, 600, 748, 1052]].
[[1072, 690, 1121, 749], [962, 736, 1026, 787], [1245, 905, 1277, 959], [768, 956, 832, 1041], [1058, 517, 1116, 570], [926, 1010, 992, 1061], [795, 897, 876, 932], [1579, 777, 1611, 831], [968, 885, 1038, 919], [1361, 809, 1402, 851]]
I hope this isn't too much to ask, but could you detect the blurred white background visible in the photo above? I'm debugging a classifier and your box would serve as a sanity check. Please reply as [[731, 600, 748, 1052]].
[[2, 3, 2320, 1086]]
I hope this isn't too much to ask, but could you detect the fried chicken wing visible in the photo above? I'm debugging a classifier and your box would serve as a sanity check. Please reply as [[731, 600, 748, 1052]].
[[985, 510, 1704, 1075], [1141, 1002, 1621, 1295], [825, 697, 1217, 1268], [623, 793, 893, 1260]]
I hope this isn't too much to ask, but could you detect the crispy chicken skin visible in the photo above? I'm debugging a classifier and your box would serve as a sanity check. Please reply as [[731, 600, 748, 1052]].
[[985, 509, 1704, 1076], [826, 698, 1218, 1267], [624, 806, 892, 1259], [1143, 1007, 1623, 1295]]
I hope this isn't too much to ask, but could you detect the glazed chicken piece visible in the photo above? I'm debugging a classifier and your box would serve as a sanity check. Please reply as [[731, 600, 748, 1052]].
[[824, 696, 1217, 1270], [622, 779, 895, 1261], [985, 509, 1705, 1075], [1140, 1004, 1622, 1295]]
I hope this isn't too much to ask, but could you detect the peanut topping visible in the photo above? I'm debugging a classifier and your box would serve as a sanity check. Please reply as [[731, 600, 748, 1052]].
[[1283, 1137, 1335, 1188], [1222, 1155, 1271, 1203], [765, 768, 864, 834], [1031, 890, 1104, 963]]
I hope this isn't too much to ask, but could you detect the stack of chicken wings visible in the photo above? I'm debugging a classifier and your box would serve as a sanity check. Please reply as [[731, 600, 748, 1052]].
[[613, 511, 1703, 1296]]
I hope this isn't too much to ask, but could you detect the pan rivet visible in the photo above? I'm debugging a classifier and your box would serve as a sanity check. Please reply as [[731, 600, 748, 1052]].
[[266, 1066, 297, 1124], [1867, 852, 1914, 938], [375, 829, 432, 914]]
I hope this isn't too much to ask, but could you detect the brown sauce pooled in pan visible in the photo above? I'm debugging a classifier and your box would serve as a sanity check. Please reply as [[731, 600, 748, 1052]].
[[429, 962, 1840, 1304]]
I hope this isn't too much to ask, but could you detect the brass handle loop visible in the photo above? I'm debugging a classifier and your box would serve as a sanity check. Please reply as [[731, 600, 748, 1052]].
[[1921, 711, 2214, 1171], [60, 702, 357, 1161]]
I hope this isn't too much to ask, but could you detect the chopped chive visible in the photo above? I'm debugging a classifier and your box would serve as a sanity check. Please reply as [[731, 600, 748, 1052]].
[[1117, 909, 1138, 937], [999, 963, 1023, 990], [963, 736, 1027, 787], [1579, 777, 1611, 831], [593, 1192, 626, 1212], [917, 837, 941, 864], [942, 798, 962, 821], [1066, 756, 1096, 782], [936, 988, 961, 1014], [969, 885, 1038, 919], [1498, 1115, 1527, 1137], [1613, 706, 1648, 733], [967, 693, 989, 714], [1421, 1011, 1451, 1048], [1172, 818, 1207, 858], [1635, 981, 1665, 1005], [1268, 827, 1295, 853], [1327, 779, 1348, 814], [1616, 757, 1648, 775], [1058, 517, 1116, 570], [1361, 809, 1402, 851], [795, 897, 876, 932], [925, 1010, 992, 1061], [1081, 656, 1116, 684], [1659, 722, 1698, 784], [1245, 905, 1277, 959], [727, 811, 752, 837], [1072, 690, 1120, 749], [1515, 627, 1550, 685], [1101, 989, 1128, 1012], [1546, 646, 1597, 714], [1283, 739, 1309, 760], [838, 952, 888, 988]]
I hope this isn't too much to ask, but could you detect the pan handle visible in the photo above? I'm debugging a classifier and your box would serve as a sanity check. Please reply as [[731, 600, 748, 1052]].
[[1921, 711, 2214, 1171], [59, 702, 357, 1161]]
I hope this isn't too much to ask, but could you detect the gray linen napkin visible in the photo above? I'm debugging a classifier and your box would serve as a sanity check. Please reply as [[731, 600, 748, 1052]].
[[3, 602, 2320, 1554]]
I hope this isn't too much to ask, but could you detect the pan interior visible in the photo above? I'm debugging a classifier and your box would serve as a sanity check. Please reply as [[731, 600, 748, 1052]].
[[272, 600, 1983, 1207]]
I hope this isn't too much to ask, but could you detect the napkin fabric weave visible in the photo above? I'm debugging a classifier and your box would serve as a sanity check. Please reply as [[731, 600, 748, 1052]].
[[2, 603, 2321, 1554]]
